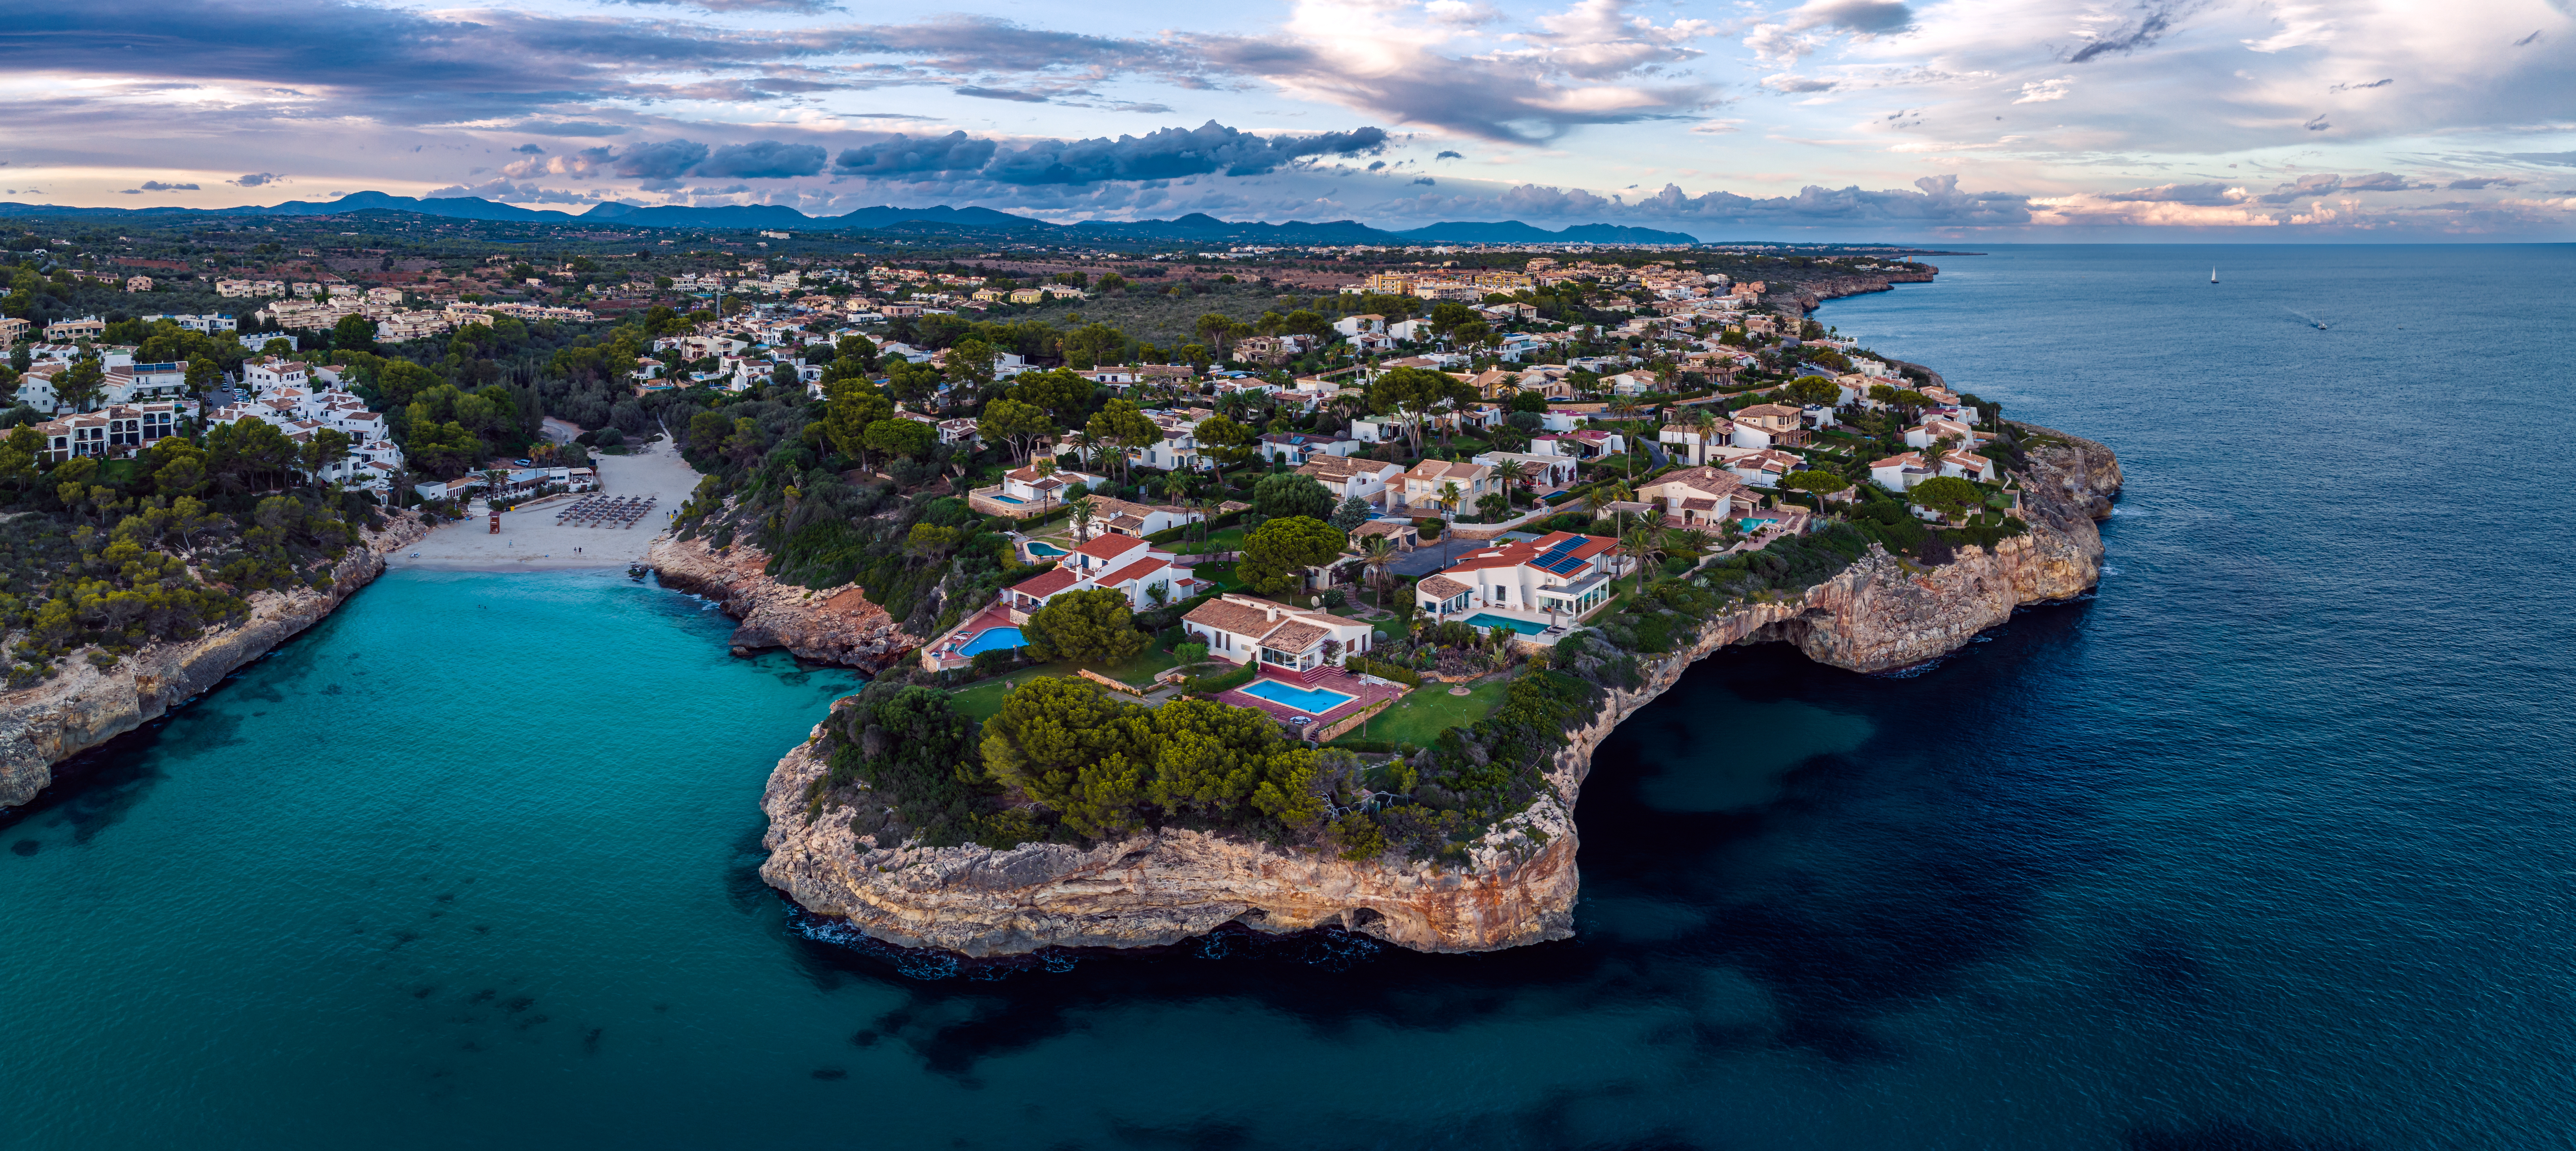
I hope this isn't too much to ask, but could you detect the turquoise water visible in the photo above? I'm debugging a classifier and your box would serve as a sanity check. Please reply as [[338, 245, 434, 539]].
[[1235, 677, 1354, 714], [956, 626, 1025, 656], [1461, 612, 1548, 635], [1024, 541, 1065, 556], [7, 245, 2575, 1149]]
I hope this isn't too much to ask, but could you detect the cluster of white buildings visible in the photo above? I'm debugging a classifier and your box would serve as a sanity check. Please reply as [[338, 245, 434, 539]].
[[192, 356, 408, 491]]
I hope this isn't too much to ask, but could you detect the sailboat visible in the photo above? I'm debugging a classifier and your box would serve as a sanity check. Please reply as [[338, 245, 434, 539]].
[[2210, 266, 2219, 284]]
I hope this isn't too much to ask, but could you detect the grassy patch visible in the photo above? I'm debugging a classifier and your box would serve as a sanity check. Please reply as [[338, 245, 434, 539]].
[[1347, 675, 1514, 748], [1191, 562, 1249, 593]]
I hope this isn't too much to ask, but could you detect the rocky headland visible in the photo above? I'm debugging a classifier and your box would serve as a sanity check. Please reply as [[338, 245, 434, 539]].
[[645, 533, 924, 672], [0, 511, 430, 810], [757, 425, 2122, 956]]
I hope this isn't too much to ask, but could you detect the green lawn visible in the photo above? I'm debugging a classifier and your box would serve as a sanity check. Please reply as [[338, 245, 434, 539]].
[[1191, 562, 1248, 593], [945, 647, 1185, 720], [1170, 528, 1245, 556], [1344, 675, 1513, 748]]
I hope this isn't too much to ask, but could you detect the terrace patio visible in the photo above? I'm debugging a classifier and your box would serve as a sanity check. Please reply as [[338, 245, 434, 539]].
[[1218, 665, 1409, 740]]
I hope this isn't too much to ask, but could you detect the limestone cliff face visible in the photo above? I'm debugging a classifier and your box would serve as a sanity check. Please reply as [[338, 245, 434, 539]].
[[758, 431, 2121, 955], [646, 533, 924, 672], [0, 512, 430, 810]]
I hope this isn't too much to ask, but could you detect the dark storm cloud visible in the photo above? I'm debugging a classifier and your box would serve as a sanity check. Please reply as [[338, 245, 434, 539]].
[[611, 139, 712, 180], [835, 121, 1387, 186], [693, 140, 827, 178]]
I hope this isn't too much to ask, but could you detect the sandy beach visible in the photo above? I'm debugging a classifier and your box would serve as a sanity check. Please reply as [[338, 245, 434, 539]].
[[388, 440, 703, 572]]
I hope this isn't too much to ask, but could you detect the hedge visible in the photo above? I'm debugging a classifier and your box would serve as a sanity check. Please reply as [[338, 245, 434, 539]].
[[1183, 661, 1259, 696], [1343, 657, 1423, 688]]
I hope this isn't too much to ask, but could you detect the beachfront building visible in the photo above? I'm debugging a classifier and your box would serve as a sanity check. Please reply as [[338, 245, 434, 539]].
[[1182, 593, 1379, 671], [1411, 531, 1623, 628]]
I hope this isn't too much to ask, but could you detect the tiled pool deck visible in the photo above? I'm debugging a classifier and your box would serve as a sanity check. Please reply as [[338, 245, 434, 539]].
[[1218, 666, 1408, 734], [920, 602, 1019, 673]]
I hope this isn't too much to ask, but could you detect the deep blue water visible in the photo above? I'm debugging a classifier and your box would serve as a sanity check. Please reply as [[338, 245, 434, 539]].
[[5, 245, 2572, 1149]]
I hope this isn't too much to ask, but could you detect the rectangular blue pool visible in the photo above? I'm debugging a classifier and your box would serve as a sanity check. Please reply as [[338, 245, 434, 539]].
[[1462, 612, 1549, 635], [957, 627, 1026, 657], [1025, 541, 1066, 556], [1238, 678, 1356, 715]]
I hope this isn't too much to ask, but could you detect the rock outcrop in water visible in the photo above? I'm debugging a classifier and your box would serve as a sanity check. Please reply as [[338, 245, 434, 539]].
[[0, 513, 429, 810], [645, 533, 923, 672], [759, 429, 2120, 955]]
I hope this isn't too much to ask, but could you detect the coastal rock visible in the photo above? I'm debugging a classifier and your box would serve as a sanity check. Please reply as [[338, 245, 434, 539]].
[[645, 533, 924, 672], [758, 434, 2122, 955], [0, 512, 429, 810]]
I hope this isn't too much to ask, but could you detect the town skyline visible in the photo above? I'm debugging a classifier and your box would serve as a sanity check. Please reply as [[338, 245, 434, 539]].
[[4, 0, 2572, 240]]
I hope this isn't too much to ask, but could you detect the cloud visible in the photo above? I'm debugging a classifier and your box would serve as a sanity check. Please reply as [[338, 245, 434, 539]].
[[2503, 152, 2576, 166], [1413, 176, 1435, 185], [1420, 173, 2028, 230], [511, 144, 547, 155], [2251, 172, 2423, 201], [694, 140, 827, 178], [1760, 73, 1838, 93], [2444, 176, 2524, 189], [1187, 0, 1719, 142], [609, 0, 842, 11], [230, 173, 283, 187], [832, 131, 1000, 177], [506, 121, 631, 137], [503, 146, 616, 179], [954, 85, 1050, 102], [2512, 29, 2542, 46], [1436, 150, 1464, 160], [980, 121, 1387, 185], [613, 139, 713, 180], [2013, 76, 2073, 103], [830, 121, 1385, 186], [135, 180, 200, 191], [2101, 181, 2244, 205], [1690, 120, 1742, 133], [2303, 115, 2330, 131], [2328, 78, 2393, 93], [1745, 0, 1915, 64], [2066, 0, 2194, 64]]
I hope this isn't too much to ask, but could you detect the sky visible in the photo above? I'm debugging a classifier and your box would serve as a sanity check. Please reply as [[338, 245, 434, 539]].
[[2, 0, 2572, 240]]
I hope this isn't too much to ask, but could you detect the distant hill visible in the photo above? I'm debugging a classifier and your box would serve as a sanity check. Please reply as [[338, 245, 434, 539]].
[[0, 191, 1707, 245]]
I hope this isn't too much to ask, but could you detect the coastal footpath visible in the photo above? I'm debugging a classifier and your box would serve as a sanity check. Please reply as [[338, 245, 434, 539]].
[[646, 533, 923, 671], [0, 512, 430, 810], [756, 426, 2122, 955]]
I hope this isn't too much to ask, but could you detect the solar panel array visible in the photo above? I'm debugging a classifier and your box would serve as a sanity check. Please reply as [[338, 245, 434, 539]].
[[1534, 537, 1589, 576]]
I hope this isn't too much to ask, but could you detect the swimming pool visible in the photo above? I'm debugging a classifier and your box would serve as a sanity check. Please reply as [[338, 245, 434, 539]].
[[957, 626, 1026, 657], [1025, 541, 1066, 556], [990, 494, 1027, 505], [1462, 612, 1549, 635], [1237, 677, 1356, 715]]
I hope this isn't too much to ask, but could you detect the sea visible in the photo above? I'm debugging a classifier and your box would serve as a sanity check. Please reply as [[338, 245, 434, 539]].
[[4, 244, 2572, 1150]]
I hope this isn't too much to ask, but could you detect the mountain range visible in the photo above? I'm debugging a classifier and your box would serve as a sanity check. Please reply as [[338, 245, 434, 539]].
[[0, 191, 1703, 246]]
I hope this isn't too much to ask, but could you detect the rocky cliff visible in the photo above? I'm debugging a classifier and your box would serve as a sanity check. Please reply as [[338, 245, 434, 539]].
[[645, 533, 923, 672], [759, 433, 2123, 956], [0, 512, 430, 810]]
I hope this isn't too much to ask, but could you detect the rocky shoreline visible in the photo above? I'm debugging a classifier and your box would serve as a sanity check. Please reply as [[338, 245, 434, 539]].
[[0, 512, 430, 810], [756, 426, 2122, 956], [644, 533, 923, 672]]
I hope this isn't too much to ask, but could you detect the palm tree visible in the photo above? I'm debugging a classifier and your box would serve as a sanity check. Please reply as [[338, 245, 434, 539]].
[[1490, 457, 1529, 494], [1665, 528, 1712, 568], [1069, 495, 1096, 543], [1358, 533, 1396, 609], [1063, 431, 1094, 473], [1618, 524, 1664, 593], [1582, 486, 1609, 527], [1437, 480, 1464, 521]]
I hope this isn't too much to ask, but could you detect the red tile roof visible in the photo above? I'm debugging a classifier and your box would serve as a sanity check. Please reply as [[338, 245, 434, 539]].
[[1010, 568, 1081, 598], [1072, 533, 1148, 562]]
